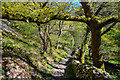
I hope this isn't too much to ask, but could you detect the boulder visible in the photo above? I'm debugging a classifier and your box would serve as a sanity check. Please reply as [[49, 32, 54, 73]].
[[71, 60, 113, 80]]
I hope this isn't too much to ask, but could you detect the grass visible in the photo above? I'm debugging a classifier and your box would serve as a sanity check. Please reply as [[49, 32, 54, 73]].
[[109, 60, 120, 65], [106, 55, 120, 80], [2, 21, 69, 79]]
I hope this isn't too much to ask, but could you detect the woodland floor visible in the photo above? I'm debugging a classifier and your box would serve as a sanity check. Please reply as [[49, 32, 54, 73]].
[[50, 47, 120, 80], [2, 46, 120, 79]]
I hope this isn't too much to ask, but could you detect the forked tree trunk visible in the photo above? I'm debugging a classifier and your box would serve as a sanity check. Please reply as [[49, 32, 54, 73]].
[[90, 23, 105, 71], [79, 41, 89, 63], [77, 27, 90, 63], [38, 25, 48, 53]]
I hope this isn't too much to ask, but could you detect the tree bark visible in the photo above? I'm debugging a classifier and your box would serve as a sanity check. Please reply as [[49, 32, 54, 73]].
[[56, 21, 63, 49], [79, 51, 85, 63], [77, 27, 90, 63], [90, 23, 105, 71], [46, 25, 53, 51], [38, 25, 47, 53]]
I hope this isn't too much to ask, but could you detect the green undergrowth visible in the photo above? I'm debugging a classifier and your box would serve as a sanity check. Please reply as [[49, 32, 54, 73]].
[[3, 38, 68, 79], [3, 36, 68, 78], [84, 51, 120, 79], [109, 60, 120, 65], [106, 55, 120, 79], [105, 64, 120, 80], [85, 51, 93, 66], [101, 51, 120, 79], [2, 21, 68, 79]]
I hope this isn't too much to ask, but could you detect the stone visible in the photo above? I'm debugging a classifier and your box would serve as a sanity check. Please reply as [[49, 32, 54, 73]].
[[71, 60, 113, 80]]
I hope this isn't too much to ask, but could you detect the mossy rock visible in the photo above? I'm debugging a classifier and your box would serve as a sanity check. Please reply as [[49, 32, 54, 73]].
[[71, 59, 113, 80]]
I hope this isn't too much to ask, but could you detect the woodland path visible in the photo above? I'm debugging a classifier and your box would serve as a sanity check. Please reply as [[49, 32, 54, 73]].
[[51, 47, 73, 79]]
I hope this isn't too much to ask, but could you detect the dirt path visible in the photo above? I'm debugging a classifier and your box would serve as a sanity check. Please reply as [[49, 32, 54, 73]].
[[51, 47, 72, 79]]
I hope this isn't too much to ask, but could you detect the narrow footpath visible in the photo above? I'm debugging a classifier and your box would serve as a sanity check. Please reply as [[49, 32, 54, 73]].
[[51, 47, 73, 79]]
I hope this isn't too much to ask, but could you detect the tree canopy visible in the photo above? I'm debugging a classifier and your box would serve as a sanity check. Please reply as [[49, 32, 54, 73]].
[[1, 1, 120, 79]]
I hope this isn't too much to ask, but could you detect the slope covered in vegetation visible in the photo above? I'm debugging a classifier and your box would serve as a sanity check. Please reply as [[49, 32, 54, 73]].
[[1, 2, 120, 80]]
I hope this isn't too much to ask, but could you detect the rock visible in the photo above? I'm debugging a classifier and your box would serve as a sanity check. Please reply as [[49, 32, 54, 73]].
[[71, 60, 113, 80]]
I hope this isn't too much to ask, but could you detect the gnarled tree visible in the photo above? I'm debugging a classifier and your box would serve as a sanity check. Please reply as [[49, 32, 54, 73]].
[[2, 2, 120, 71]]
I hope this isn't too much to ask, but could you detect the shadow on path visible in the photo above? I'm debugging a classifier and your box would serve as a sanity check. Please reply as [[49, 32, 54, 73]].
[[51, 47, 73, 79], [3, 46, 73, 79], [3, 46, 55, 79]]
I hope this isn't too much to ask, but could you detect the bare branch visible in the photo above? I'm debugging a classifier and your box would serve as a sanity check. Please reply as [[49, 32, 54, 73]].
[[80, 2, 93, 18], [101, 22, 117, 36], [100, 17, 120, 29], [42, 2, 48, 8], [94, 2, 108, 16]]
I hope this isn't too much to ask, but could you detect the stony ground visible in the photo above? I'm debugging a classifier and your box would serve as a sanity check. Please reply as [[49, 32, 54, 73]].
[[51, 47, 72, 79]]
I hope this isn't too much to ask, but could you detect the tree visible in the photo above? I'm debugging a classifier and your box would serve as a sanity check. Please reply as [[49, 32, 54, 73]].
[[2, 2, 120, 71], [56, 20, 64, 49], [77, 26, 90, 63]]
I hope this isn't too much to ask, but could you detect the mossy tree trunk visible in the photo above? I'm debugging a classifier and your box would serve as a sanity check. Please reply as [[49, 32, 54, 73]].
[[38, 24, 48, 53], [77, 27, 90, 63], [78, 41, 90, 64], [89, 22, 105, 71], [79, 51, 85, 63]]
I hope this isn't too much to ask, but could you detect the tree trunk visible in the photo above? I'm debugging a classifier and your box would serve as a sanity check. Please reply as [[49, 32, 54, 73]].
[[79, 51, 85, 63], [78, 42, 89, 63], [46, 26, 53, 51], [90, 24, 105, 71], [43, 40, 47, 53], [38, 25, 47, 53], [56, 21, 63, 49], [77, 27, 90, 63]]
